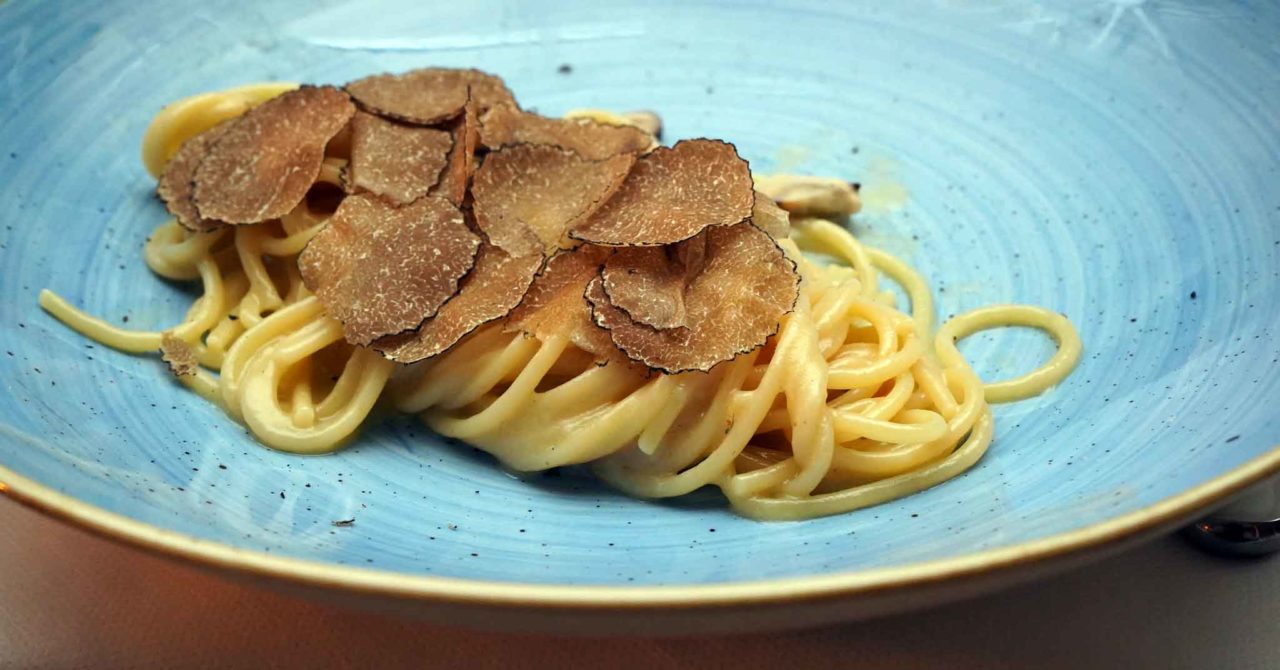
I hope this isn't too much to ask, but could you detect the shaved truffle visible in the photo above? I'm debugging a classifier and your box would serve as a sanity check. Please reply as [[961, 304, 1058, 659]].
[[157, 122, 230, 232], [600, 243, 701, 330], [347, 111, 452, 204], [298, 194, 480, 345], [587, 223, 799, 373], [193, 86, 355, 224], [159, 333, 199, 377], [570, 139, 754, 246], [479, 105, 653, 160], [430, 101, 478, 206], [375, 243, 543, 362], [751, 190, 790, 240], [472, 144, 634, 256], [344, 68, 515, 126], [505, 245, 621, 361]]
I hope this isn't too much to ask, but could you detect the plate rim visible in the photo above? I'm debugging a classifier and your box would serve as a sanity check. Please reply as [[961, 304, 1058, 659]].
[[2, 445, 1278, 610]]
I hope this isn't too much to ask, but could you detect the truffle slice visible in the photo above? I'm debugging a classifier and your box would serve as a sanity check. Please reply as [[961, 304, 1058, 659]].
[[156, 122, 231, 232], [505, 245, 621, 361], [471, 144, 634, 256], [193, 86, 355, 224], [159, 333, 199, 377], [429, 100, 478, 206], [346, 111, 452, 204], [600, 237, 710, 330], [751, 190, 791, 240], [344, 68, 515, 125], [586, 222, 799, 373], [569, 139, 754, 246], [374, 242, 543, 363], [479, 105, 653, 160], [298, 194, 480, 345]]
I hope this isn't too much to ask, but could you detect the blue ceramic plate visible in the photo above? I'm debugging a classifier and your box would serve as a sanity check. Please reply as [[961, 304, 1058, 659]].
[[1, 0, 1277, 633]]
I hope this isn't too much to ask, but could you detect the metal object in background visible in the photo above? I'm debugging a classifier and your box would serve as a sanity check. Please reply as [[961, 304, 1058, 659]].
[[1184, 476, 1280, 557]]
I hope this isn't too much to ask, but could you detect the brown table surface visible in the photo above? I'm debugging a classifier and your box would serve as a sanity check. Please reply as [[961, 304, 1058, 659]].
[[1, 496, 1274, 669]]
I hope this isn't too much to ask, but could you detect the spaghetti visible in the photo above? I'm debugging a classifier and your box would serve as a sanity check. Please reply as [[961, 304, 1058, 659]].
[[40, 82, 1080, 520]]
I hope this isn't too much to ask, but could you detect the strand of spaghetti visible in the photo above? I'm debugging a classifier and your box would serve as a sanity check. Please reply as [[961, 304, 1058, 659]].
[[261, 218, 325, 256], [866, 246, 935, 339], [722, 459, 798, 500], [731, 410, 994, 520], [605, 305, 807, 498], [234, 225, 285, 315], [937, 304, 1082, 402], [37, 252, 224, 363], [280, 204, 323, 236], [833, 408, 948, 445], [529, 362, 650, 417], [592, 354, 754, 494], [828, 332, 921, 388], [288, 357, 316, 430], [438, 374, 681, 470], [319, 158, 347, 186], [177, 368, 222, 403], [830, 367, 984, 479], [833, 370, 915, 419], [419, 336, 683, 470], [312, 349, 368, 418], [852, 296, 904, 354], [912, 356, 960, 418], [202, 283, 251, 364], [777, 291, 837, 497], [754, 406, 793, 434], [810, 276, 865, 358], [790, 218, 878, 294], [616, 361, 741, 475], [426, 336, 569, 434], [424, 357, 664, 469], [735, 446, 790, 469], [637, 380, 692, 455], [393, 327, 540, 412], [39, 290, 165, 353], [144, 221, 227, 281], [237, 318, 393, 453], [219, 296, 327, 419], [171, 257, 226, 341], [282, 261, 312, 304]]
